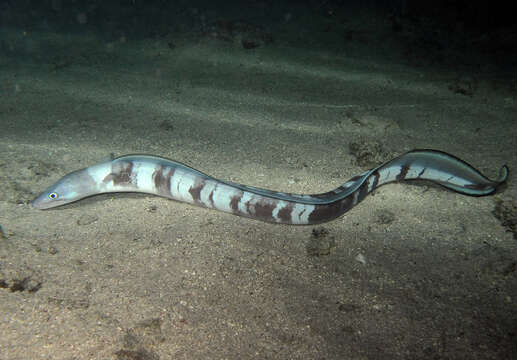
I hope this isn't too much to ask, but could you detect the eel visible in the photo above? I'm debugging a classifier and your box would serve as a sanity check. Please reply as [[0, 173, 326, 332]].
[[32, 150, 508, 225]]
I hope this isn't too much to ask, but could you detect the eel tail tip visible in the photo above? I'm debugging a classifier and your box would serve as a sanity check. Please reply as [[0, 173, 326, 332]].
[[498, 165, 510, 184]]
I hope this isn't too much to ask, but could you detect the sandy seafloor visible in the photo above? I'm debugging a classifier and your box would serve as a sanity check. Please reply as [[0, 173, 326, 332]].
[[1, 10, 517, 360]]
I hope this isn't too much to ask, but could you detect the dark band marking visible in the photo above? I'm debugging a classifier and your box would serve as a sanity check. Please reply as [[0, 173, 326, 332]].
[[417, 167, 426, 178], [103, 161, 136, 187], [465, 183, 490, 191], [357, 179, 370, 203], [189, 180, 205, 203], [153, 166, 174, 197], [308, 196, 354, 224], [247, 199, 276, 222], [277, 203, 295, 223], [230, 193, 243, 214], [208, 186, 216, 208], [396, 164, 410, 181], [370, 170, 380, 191]]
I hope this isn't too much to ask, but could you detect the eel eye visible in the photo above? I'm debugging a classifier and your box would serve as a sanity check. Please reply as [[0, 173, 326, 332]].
[[49, 192, 59, 200]]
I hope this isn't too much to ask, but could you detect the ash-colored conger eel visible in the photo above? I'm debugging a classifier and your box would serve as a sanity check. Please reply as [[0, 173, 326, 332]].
[[33, 150, 508, 225]]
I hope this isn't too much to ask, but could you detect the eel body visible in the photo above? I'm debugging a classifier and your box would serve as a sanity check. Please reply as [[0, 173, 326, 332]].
[[32, 150, 508, 225]]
